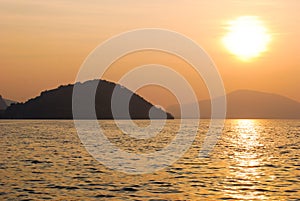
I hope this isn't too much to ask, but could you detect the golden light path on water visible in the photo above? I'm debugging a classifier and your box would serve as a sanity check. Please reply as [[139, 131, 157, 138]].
[[224, 120, 269, 200]]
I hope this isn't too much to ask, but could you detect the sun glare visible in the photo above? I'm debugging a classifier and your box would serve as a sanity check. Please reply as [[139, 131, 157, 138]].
[[222, 16, 271, 61]]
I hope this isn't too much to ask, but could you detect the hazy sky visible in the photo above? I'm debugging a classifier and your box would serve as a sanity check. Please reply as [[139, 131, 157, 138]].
[[1, 0, 299, 108]]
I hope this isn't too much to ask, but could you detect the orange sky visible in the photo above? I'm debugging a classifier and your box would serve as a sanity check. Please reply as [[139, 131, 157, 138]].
[[1, 0, 299, 108]]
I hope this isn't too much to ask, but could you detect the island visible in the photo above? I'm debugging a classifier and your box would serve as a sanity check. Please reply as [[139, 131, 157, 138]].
[[2, 80, 174, 119]]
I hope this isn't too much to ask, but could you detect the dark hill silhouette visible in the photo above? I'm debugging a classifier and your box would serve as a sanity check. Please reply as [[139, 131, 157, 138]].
[[167, 90, 300, 119], [3, 80, 173, 119]]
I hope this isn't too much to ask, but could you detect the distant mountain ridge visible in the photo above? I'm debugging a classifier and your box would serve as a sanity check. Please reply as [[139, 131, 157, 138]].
[[4, 98, 16, 107], [0, 96, 16, 110], [167, 90, 300, 119], [3, 79, 173, 119], [0, 95, 7, 110]]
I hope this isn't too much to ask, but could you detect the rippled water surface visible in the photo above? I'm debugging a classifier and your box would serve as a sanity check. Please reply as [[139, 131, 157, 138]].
[[1, 119, 299, 200]]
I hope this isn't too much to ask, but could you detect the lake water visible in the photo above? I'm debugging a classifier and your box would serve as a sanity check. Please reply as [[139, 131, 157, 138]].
[[1, 119, 299, 200]]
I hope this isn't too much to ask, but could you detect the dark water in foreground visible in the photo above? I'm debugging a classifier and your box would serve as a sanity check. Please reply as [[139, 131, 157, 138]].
[[1, 120, 299, 200]]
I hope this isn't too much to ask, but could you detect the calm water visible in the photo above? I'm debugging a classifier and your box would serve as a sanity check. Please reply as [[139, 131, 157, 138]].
[[1, 119, 299, 200]]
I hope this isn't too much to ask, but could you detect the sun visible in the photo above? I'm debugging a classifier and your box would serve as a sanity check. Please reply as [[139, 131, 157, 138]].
[[222, 16, 271, 61]]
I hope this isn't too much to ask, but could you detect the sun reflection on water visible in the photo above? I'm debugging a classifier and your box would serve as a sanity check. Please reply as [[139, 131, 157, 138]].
[[224, 119, 268, 200]]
